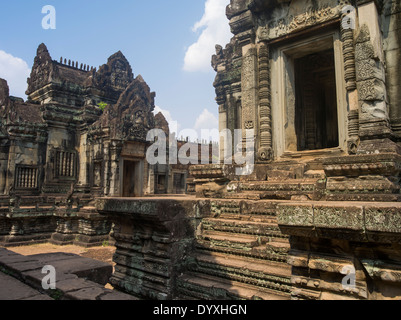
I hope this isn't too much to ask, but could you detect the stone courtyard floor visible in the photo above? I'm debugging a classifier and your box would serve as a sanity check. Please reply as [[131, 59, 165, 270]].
[[7, 243, 116, 266], [0, 244, 133, 300]]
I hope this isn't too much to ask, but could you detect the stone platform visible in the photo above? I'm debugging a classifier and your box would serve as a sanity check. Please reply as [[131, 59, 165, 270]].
[[0, 271, 53, 300], [96, 196, 293, 300], [0, 247, 137, 300], [97, 195, 401, 300]]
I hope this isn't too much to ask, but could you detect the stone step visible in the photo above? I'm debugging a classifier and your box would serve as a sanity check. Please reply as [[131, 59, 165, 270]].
[[215, 213, 278, 224], [201, 230, 289, 246], [240, 180, 317, 190], [200, 231, 263, 250], [197, 232, 290, 262], [210, 200, 278, 217], [266, 169, 299, 180], [233, 180, 319, 200], [177, 272, 290, 300], [192, 251, 291, 279], [202, 218, 286, 238], [304, 170, 326, 179], [264, 241, 291, 253], [203, 217, 280, 228]]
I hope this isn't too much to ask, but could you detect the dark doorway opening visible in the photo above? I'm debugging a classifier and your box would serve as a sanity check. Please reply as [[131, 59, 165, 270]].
[[173, 173, 186, 194], [123, 160, 137, 197], [294, 48, 339, 151], [155, 174, 167, 194]]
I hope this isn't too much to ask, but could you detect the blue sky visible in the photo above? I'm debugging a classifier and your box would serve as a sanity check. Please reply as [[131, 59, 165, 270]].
[[0, 0, 232, 140]]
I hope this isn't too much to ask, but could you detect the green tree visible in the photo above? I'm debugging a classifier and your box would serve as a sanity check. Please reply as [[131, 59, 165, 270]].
[[97, 102, 108, 112]]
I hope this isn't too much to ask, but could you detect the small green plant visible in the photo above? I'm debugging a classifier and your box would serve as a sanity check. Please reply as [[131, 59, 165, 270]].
[[48, 289, 64, 300], [97, 101, 108, 112], [102, 240, 109, 247]]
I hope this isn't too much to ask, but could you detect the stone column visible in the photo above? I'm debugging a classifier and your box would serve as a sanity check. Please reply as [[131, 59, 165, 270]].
[[103, 140, 111, 196], [218, 104, 228, 163], [241, 45, 258, 151], [340, 1, 360, 154], [226, 6, 257, 157], [4, 139, 16, 195], [77, 131, 90, 189], [258, 42, 273, 162], [147, 164, 155, 195], [385, 1, 401, 139], [109, 141, 123, 197], [239, 43, 259, 171], [0, 141, 8, 195], [355, 1, 392, 143]]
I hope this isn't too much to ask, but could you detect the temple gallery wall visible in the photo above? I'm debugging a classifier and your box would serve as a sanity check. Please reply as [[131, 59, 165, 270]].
[[2, 0, 401, 300], [0, 43, 214, 248]]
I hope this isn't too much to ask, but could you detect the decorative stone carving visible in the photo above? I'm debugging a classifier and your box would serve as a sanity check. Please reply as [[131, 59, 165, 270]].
[[193, 0, 401, 302], [88, 75, 155, 142], [258, 42, 273, 162], [348, 110, 360, 155], [0, 42, 191, 248], [340, 4, 357, 91], [278, 200, 401, 299], [92, 51, 134, 93], [26, 43, 54, 96], [241, 47, 258, 143], [355, 24, 392, 141], [262, 0, 341, 40]]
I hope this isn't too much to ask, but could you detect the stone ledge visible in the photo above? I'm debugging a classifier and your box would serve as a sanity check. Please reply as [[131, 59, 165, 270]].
[[0, 271, 53, 300], [277, 201, 401, 243], [96, 197, 206, 299]]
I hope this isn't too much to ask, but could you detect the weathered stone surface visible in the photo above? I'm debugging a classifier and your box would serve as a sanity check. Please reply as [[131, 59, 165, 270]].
[[0, 271, 53, 300], [365, 204, 401, 234], [0, 41, 206, 248], [1, 0, 401, 302], [0, 247, 136, 300], [96, 197, 206, 299], [97, 197, 292, 300], [277, 204, 314, 227]]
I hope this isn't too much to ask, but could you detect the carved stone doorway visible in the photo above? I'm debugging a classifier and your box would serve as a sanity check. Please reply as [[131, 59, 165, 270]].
[[122, 160, 140, 197], [271, 31, 348, 158], [294, 49, 339, 151]]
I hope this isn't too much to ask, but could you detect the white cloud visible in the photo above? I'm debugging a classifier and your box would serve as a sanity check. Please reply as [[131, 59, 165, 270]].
[[195, 108, 218, 130], [183, 0, 232, 72], [0, 50, 30, 98], [194, 108, 219, 142], [154, 106, 219, 142]]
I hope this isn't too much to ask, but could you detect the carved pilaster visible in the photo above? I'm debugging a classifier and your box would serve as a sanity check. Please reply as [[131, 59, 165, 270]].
[[355, 23, 392, 141], [5, 139, 16, 195], [258, 42, 273, 162], [341, 14, 357, 91], [348, 109, 360, 154], [340, 3, 361, 154], [241, 46, 258, 150], [109, 140, 123, 197]]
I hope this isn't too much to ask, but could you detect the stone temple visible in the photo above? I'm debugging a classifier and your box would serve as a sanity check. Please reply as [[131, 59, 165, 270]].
[[0, 43, 212, 248], [1, 0, 401, 301]]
